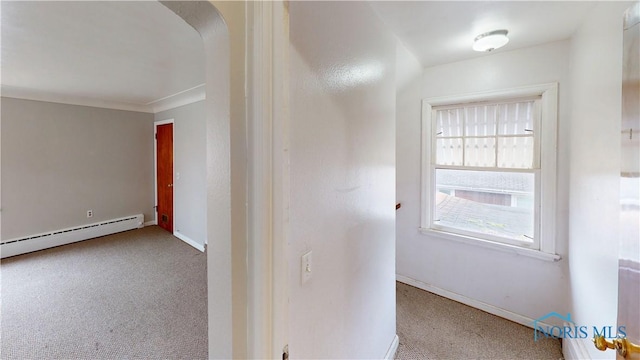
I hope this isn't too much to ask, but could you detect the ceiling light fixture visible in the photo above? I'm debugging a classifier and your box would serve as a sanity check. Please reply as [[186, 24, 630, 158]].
[[473, 30, 509, 52]]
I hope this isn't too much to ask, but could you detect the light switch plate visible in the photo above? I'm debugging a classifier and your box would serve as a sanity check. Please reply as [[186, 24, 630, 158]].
[[301, 250, 312, 285]]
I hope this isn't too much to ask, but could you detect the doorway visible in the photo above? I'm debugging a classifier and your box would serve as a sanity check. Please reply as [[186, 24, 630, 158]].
[[161, 1, 289, 358], [159, 2, 239, 357], [155, 120, 174, 233]]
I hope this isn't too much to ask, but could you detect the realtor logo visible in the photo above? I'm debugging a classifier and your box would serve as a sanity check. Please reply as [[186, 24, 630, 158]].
[[532, 312, 573, 341], [532, 312, 627, 342]]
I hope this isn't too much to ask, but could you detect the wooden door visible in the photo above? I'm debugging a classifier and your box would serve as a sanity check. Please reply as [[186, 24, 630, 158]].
[[157, 123, 174, 233]]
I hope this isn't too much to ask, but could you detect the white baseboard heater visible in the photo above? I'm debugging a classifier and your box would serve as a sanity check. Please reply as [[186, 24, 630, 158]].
[[0, 214, 144, 259]]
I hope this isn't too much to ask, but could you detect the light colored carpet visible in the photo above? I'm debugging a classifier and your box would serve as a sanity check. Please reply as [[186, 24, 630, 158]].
[[1, 226, 207, 360], [2, 227, 563, 360], [395, 282, 563, 360]]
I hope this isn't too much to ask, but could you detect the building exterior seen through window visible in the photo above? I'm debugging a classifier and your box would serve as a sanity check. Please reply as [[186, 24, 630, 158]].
[[429, 98, 541, 247]]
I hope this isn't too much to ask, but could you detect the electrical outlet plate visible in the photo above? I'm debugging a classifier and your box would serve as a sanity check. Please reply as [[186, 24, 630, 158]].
[[87, 210, 93, 218], [301, 251, 312, 285]]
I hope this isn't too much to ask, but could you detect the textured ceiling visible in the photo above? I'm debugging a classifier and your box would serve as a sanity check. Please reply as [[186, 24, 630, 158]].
[[0, 1, 605, 112], [370, 1, 598, 67]]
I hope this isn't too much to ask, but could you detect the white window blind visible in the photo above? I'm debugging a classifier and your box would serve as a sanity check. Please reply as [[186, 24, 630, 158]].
[[434, 99, 539, 169], [421, 83, 559, 260], [429, 98, 541, 247]]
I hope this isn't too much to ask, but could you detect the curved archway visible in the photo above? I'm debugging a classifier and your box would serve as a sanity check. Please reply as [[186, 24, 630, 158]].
[[160, 2, 247, 358]]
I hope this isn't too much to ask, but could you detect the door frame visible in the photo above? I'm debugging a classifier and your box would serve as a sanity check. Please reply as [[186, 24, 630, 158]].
[[247, 1, 290, 358], [162, 1, 290, 357], [153, 119, 175, 233]]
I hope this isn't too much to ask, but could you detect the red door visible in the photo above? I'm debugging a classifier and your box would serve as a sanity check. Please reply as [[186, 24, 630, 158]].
[[156, 123, 173, 233]]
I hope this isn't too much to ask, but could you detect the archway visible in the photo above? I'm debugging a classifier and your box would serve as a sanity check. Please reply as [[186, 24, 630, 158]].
[[160, 2, 247, 358]]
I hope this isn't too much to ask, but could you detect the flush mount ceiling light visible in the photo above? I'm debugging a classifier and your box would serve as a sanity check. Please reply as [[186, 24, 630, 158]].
[[473, 30, 509, 52]]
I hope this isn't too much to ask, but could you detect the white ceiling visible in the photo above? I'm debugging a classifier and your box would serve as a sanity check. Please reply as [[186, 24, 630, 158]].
[[370, 1, 598, 67], [1, 1, 204, 113], [1, 1, 600, 113]]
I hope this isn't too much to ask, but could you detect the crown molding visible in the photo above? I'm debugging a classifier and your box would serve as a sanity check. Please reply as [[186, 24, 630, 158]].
[[1, 84, 206, 114], [1, 85, 153, 113], [146, 83, 205, 113]]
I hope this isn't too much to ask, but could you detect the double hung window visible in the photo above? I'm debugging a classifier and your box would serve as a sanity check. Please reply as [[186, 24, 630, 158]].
[[421, 84, 559, 258]]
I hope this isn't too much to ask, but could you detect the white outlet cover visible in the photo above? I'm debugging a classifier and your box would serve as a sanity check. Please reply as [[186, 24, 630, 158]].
[[301, 250, 312, 285]]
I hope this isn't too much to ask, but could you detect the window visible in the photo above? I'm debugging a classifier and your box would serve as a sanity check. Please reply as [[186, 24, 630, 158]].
[[421, 84, 559, 259]]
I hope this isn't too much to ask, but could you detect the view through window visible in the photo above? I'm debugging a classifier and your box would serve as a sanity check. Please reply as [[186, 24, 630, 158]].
[[429, 99, 540, 247]]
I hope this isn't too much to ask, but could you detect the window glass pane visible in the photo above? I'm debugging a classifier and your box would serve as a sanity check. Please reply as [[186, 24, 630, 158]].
[[435, 108, 463, 137], [465, 105, 497, 136], [464, 137, 496, 167], [436, 138, 463, 166], [497, 136, 534, 169], [434, 169, 534, 242], [498, 101, 535, 135]]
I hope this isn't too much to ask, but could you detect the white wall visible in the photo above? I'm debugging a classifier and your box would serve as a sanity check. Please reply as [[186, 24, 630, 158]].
[[395, 40, 423, 210], [395, 38, 423, 287], [566, 3, 630, 359], [288, 2, 397, 358], [396, 41, 572, 324], [1, 97, 155, 240], [155, 101, 206, 248], [396, 40, 423, 93]]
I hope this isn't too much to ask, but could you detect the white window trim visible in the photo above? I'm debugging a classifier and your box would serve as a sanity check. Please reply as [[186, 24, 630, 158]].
[[420, 83, 560, 261]]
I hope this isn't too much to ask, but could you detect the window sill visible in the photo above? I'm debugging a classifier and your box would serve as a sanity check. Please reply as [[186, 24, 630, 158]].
[[419, 227, 562, 262]]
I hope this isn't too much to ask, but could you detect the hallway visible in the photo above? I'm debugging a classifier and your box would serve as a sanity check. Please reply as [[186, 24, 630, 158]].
[[396, 282, 563, 359]]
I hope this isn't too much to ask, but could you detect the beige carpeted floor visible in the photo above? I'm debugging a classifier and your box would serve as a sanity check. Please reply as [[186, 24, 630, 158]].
[[395, 282, 563, 359], [2, 227, 562, 359], [1, 226, 208, 359]]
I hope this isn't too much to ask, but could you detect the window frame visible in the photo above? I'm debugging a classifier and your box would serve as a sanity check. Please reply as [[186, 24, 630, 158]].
[[420, 83, 560, 260]]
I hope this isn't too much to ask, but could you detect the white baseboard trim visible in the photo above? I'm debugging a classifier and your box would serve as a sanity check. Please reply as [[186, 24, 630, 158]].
[[396, 275, 553, 330], [144, 220, 157, 226], [563, 337, 592, 360], [173, 231, 205, 252], [384, 334, 399, 360]]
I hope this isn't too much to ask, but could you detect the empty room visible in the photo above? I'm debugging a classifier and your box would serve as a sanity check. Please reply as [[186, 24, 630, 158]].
[[1, 2, 211, 358]]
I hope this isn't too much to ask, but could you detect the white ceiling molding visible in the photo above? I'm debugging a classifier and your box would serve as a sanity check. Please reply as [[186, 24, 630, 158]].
[[1, 84, 206, 114], [1, 85, 153, 113], [147, 83, 206, 113]]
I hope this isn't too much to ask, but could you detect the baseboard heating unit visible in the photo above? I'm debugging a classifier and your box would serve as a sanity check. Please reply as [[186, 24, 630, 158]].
[[0, 214, 144, 259]]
